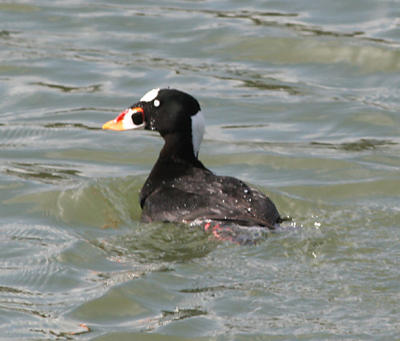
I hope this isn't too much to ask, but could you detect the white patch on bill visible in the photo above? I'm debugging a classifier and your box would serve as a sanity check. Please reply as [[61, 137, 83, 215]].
[[122, 108, 145, 130], [140, 88, 160, 102], [191, 111, 205, 158]]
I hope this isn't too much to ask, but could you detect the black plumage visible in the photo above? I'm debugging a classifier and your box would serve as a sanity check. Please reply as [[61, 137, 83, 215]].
[[103, 88, 282, 232]]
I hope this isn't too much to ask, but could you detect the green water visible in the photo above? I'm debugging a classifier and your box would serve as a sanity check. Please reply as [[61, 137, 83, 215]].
[[1, 1, 400, 339]]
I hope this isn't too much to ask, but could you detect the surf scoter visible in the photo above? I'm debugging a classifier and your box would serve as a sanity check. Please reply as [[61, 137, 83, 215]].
[[103, 88, 283, 242]]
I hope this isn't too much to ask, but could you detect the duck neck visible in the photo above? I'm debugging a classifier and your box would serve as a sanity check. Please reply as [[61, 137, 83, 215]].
[[159, 132, 197, 164], [139, 132, 206, 208]]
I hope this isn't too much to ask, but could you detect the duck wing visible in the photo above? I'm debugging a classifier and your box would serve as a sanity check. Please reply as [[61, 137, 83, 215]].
[[141, 171, 280, 228]]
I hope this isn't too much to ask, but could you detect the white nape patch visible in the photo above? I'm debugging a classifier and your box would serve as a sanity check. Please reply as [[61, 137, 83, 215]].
[[140, 88, 160, 102], [191, 111, 205, 158]]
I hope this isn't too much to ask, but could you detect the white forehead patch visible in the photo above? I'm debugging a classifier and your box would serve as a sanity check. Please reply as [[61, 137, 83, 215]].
[[191, 111, 205, 158], [140, 88, 160, 102]]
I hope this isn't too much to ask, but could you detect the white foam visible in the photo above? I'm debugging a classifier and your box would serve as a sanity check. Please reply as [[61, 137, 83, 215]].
[[140, 88, 160, 102], [191, 111, 205, 158]]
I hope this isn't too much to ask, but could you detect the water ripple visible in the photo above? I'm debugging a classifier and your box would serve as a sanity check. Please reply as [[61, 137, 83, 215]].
[[30, 81, 102, 93], [1, 0, 400, 339]]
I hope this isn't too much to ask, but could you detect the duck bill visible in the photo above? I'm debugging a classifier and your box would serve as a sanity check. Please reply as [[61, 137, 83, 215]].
[[102, 107, 145, 131], [102, 119, 124, 131]]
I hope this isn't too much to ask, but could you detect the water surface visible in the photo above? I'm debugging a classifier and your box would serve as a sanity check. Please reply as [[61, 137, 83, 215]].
[[1, 1, 400, 339]]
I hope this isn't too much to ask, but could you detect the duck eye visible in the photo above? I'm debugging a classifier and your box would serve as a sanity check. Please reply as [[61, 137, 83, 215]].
[[132, 112, 143, 125], [153, 99, 160, 107]]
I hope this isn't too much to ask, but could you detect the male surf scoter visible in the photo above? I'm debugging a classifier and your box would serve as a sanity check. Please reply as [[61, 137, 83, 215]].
[[103, 88, 283, 243]]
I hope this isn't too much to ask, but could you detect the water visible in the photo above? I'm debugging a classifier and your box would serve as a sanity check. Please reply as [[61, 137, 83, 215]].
[[1, 1, 400, 339]]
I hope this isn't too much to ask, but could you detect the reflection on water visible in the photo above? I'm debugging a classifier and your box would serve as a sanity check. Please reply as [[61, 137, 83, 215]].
[[97, 223, 216, 263]]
